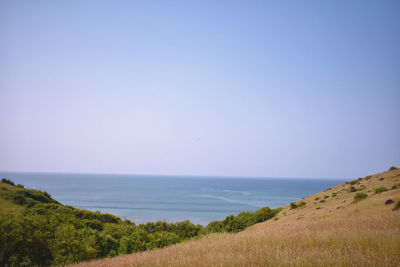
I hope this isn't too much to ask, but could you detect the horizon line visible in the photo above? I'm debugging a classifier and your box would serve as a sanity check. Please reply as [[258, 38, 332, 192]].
[[0, 169, 346, 180]]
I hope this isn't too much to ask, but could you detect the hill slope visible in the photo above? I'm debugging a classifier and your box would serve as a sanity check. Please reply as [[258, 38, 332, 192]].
[[73, 168, 400, 266], [0, 179, 209, 266]]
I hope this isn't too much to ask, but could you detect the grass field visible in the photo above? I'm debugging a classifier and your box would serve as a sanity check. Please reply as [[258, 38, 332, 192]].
[[72, 168, 400, 266], [0, 182, 24, 215]]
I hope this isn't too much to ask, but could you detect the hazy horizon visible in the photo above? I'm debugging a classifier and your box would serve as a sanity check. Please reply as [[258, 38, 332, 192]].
[[1, 169, 348, 180], [1, 1, 399, 179]]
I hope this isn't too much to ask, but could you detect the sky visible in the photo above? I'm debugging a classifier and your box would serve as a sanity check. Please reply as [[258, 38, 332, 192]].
[[0, 0, 399, 179]]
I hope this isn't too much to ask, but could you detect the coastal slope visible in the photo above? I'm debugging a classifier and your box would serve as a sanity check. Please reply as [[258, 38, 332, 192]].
[[73, 168, 400, 266]]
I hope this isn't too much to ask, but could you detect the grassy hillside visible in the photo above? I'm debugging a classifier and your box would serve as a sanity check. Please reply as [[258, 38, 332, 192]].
[[0, 181, 24, 215], [72, 168, 400, 267]]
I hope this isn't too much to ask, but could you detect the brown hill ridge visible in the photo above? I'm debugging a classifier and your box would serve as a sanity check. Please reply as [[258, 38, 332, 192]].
[[73, 168, 400, 266]]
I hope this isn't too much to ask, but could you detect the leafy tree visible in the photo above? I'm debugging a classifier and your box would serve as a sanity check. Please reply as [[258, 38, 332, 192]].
[[130, 228, 150, 252], [146, 232, 180, 250], [174, 220, 203, 239], [206, 220, 225, 233], [51, 224, 89, 265]]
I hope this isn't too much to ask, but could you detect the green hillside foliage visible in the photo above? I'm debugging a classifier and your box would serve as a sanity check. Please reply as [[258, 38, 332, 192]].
[[206, 207, 281, 233], [0, 179, 280, 266]]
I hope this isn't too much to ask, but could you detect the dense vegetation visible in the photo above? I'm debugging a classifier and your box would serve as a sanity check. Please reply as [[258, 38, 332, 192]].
[[0, 179, 280, 266], [205, 207, 281, 233]]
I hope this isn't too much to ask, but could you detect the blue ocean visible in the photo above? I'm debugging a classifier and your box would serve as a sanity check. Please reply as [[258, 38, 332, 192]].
[[0, 172, 346, 225]]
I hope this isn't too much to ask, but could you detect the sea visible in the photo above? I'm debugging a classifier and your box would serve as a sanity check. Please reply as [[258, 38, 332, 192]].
[[0, 172, 346, 225]]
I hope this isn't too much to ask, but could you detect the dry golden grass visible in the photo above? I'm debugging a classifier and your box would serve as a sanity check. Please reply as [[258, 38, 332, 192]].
[[73, 169, 400, 267]]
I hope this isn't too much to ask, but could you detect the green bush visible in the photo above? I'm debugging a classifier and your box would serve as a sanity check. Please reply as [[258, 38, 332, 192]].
[[1, 178, 15, 186], [349, 179, 358, 185], [375, 187, 388, 194], [0, 214, 54, 267], [354, 192, 368, 202], [206, 220, 225, 233], [84, 219, 104, 231], [389, 166, 398, 171], [173, 220, 203, 239], [255, 207, 279, 222], [146, 232, 180, 250], [206, 206, 281, 234], [226, 211, 256, 232], [290, 201, 305, 209]]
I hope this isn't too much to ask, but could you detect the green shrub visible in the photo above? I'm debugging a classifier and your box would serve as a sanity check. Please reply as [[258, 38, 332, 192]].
[[12, 189, 59, 205], [207, 207, 280, 234], [146, 232, 180, 250], [0, 214, 54, 267], [349, 179, 358, 185], [298, 201, 306, 207], [12, 194, 28, 205], [389, 166, 398, 171], [84, 219, 104, 231], [255, 207, 280, 222], [206, 220, 225, 233], [290, 201, 305, 209], [375, 187, 388, 194], [173, 220, 203, 239], [223, 214, 247, 233], [1, 178, 15, 186], [354, 192, 368, 202]]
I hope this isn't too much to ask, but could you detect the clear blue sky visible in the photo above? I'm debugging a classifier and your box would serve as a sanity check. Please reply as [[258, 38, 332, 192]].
[[1, 0, 399, 178]]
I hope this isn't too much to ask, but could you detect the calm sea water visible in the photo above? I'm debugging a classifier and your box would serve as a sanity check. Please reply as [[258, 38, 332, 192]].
[[1, 172, 345, 225]]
